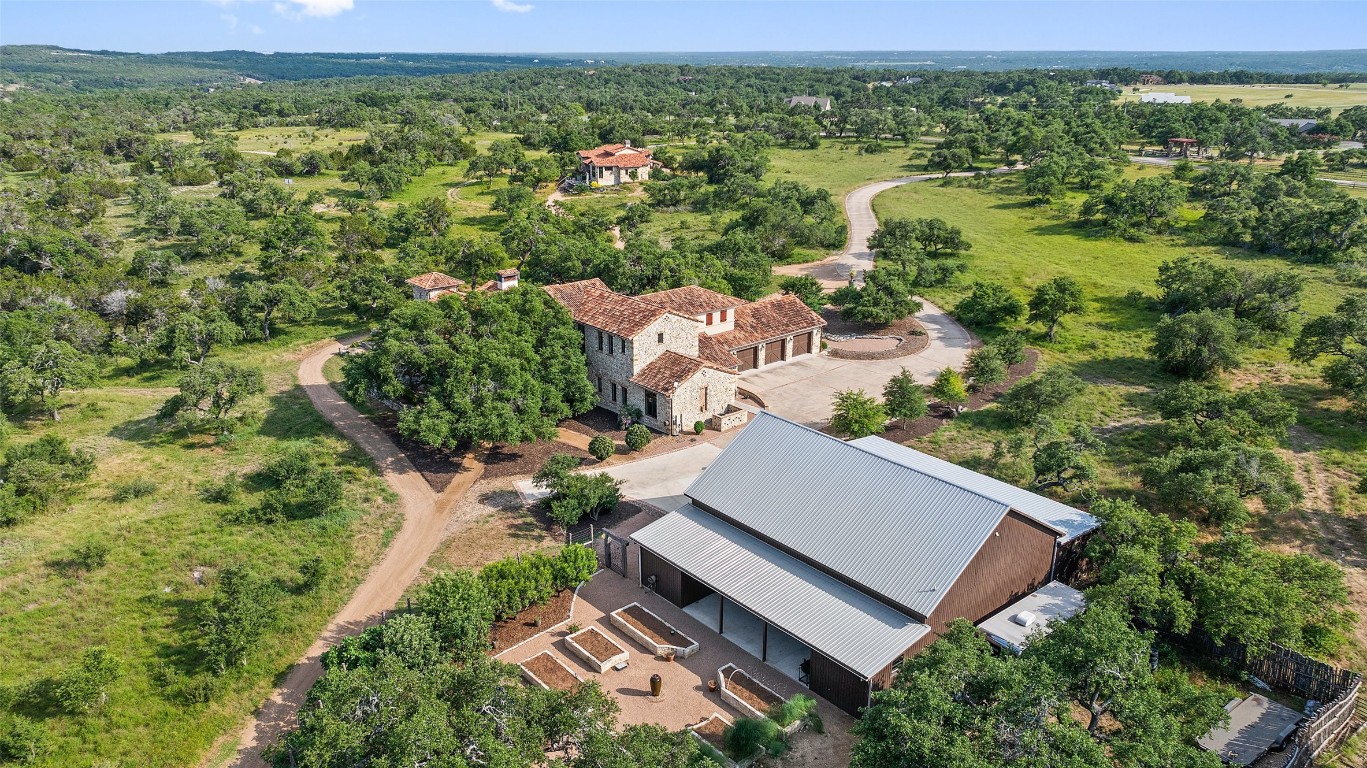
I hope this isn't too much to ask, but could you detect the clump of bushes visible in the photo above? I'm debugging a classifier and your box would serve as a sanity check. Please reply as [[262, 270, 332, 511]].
[[478, 545, 598, 620], [587, 434, 615, 461], [625, 423, 652, 452], [244, 441, 343, 523], [0, 435, 95, 527], [769, 694, 822, 732], [111, 477, 158, 502], [724, 716, 786, 760], [70, 539, 111, 570], [533, 453, 622, 527]]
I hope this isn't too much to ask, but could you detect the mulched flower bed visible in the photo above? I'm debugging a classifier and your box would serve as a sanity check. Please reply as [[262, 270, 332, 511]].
[[522, 651, 581, 691], [561, 500, 645, 539], [821, 309, 930, 360], [726, 668, 784, 714], [691, 715, 729, 752], [562, 407, 714, 458], [489, 589, 574, 653], [573, 627, 625, 664], [370, 411, 470, 492], [482, 439, 590, 480], [878, 348, 1041, 442], [619, 604, 682, 647]]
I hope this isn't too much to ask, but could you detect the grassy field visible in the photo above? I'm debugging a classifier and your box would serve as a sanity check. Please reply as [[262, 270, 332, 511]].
[[1118, 83, 1367, 115], [0, 310, 401, 767], [162, 126, 369, 154]]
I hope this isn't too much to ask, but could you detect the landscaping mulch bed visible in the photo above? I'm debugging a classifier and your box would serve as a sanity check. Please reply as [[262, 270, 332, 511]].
[[561, 500, 646, 540], [489, 589, 574, 653], [820, 309, 929, 360], [620, 604, 682, 647], [573, 627, 625, 663], [482, 439, 590, 480], [371, 412, 470, 492], [561, 407, 714, 458], [691, 715, 729, 752], [727, 668, 784, 713], [878, 348, 1041, 443], [523, 651, 581, 691]]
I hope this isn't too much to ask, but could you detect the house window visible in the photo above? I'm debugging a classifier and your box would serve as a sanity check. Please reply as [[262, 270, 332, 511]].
[[720, 309, 728, 322], [596, 376, 603, 394], [619, 337, 627, 354], [611, 383, 618, 403], [607, 335, 614, 356], [645, 392, 657, 418], [706, 312, 714, 326], [700, 385, 708, 411], [657, 332, 665, 344], [597, 330, 603, 351]]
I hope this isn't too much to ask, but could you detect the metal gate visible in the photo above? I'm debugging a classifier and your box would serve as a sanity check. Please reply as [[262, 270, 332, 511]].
[[602, 530, 630, 577]]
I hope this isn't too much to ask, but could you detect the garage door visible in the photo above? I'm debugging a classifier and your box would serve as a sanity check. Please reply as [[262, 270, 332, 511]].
[[764, 339, 786, 365], [737, 346, 759, 371], [792, 332, 812, 357]]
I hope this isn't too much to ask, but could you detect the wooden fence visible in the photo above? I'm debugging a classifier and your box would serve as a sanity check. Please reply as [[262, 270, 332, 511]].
[[1191, 635, 1361, 767]]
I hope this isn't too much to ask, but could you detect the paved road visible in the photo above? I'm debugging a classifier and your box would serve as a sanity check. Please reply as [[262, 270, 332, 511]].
[[215, 338, 484, 768]]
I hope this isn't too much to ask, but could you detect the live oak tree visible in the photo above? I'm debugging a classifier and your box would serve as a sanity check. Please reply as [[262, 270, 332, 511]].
[[158, 361, 265, 430], [201, 564, 279, 674], [1027, 276, 1084, 342], [1151, 309, 1243, 379], [830, 268, 922, 326], [344, 286, 595, 448], [995, 368, 1086, 427], [964, 346, 1007, 391], [0, 339, 98, 420], [1291, 293, 1367, 419], [955, 281, 1025, 328]]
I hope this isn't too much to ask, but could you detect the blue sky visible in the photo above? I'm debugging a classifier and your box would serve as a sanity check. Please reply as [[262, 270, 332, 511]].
[[2, 1, 1366, 53]]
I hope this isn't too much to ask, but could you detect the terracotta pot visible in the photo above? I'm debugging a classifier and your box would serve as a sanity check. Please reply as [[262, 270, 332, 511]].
[[707, 679, 718, 692]]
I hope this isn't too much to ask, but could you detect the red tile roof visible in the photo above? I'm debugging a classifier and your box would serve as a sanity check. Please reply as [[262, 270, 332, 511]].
[[717, 294, 826, 349], [698, 334, 740, 371], [405, 272, 464, 291], [630, 351, 713, 395], [543, 278, 611, 314], [577, 143, 654, 169], [640, 285, 744, 317], [572, 287, 672, 338]]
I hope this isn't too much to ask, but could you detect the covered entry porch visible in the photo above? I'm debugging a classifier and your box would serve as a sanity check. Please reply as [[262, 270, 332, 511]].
[[684, 593, 812, 686]]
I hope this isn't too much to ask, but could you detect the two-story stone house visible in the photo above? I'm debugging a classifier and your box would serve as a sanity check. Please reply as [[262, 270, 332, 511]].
[[544, 279, 825, 434], [577, 142, 658, 187]]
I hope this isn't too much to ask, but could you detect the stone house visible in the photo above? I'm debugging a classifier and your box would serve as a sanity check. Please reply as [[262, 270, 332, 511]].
[[577, 142, 657, 187], [405, 272, 465, 301], [787, 95, 833, 111], [544, 280, 825, 434]]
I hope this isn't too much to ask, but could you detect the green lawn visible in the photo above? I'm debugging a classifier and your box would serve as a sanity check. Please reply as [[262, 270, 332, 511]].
[[768, 137, 998, 199], [1117, 83, 1367, 115], [0, 315, 401, 768], [161, 126, 370, 154], [874, 171, 1365, 499]]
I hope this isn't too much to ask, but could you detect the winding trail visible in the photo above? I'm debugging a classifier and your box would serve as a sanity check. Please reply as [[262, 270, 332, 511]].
[[215, 337, 484, 768]]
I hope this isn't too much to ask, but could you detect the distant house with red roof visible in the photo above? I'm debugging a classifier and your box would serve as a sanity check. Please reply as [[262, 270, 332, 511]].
[[577, 142, 658, 187], [405, 272, 465, 302], [544, 279, 825, 434]]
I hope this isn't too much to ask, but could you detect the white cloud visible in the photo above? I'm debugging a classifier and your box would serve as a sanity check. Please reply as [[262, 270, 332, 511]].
[[491, 0, 533, 13], [221, 13, 239, 30], [288, 0, 355, 16], [251, 24, 266, 34]]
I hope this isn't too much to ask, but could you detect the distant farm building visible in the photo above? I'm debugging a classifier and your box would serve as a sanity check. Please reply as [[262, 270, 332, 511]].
[[787, 95, 833, 111], [1141, 92, 1192, 104]]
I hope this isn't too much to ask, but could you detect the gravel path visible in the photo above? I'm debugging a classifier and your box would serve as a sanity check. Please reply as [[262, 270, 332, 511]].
[[214, 337, 485, 768]]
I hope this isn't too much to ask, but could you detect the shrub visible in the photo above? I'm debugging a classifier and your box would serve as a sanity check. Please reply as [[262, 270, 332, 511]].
[[988, 331, 1028, 366], [479, 553, 557, 619], [71, 539, 111, 570], [111, 478, 158, 501], [420, 571, 495, 659], [552, 544, 598, 588], [694, 420, 706, 435], [587, 434, 614, 462], [965, 346, 1007, 390], [724, 717, 782, 760], [769, 694, 818, 727], [55, 646, 120, 713], [0, 712, 50, 764], [0, 435, 95, 524], [198, 473, 241, 504], [956, 282, 1026, 328], [830, 389, 887, 438], [625, 423, 652, 452], [254, 442, 344, 522]]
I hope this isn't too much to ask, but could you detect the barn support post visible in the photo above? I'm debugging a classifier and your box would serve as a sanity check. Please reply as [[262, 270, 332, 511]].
[[762, 622, 769, 662], [718, 597, 725, 634]]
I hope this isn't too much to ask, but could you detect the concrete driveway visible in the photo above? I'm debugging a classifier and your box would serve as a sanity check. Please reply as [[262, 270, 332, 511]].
[[517, 439, 726, 513], [742, 298, 973, 427]]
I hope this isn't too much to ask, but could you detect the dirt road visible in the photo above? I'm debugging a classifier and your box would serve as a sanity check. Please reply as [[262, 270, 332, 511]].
[[213, 338, 484, 768]]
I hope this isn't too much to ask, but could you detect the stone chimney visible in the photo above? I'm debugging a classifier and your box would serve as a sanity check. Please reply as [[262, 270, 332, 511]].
[[495, 268, 520, 291]]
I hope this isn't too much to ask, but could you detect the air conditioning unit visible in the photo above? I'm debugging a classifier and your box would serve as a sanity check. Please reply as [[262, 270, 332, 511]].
[[1011, 611, 1037, 628]]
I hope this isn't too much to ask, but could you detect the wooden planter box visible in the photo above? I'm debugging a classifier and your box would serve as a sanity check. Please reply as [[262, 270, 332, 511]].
[[520, 651, 583, 691], [564, 626, 629, 674], [610, 602, 700, 659]]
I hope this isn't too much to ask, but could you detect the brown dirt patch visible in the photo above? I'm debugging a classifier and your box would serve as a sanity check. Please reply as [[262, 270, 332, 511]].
[[562, 407, 715, 458], [691, 715, 729, 752], [490, 589, 574, 652], [726, 668, 784, 713], [619, 604, 689, 648], [522, 651, 581, 690], [572, 626, 624, 663], [370, 411, 470, 492], [482, 439, 590, 480], [821, 308, 930, 361], [425, 479, 561, 574], [873, 348, 1041, 443]]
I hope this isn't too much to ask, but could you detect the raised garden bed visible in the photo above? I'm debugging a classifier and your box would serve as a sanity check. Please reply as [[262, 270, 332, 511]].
[[610, 602, 700, 658], [564, 626, 629, 674], [717, 663, 785, 721], [520, 651, 583, 691], [489, 589, 574, 654], [688, 713, 738, 767]]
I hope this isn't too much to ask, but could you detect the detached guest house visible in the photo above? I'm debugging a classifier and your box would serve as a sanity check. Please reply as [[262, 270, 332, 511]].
[[630, 413, 1097, 715]]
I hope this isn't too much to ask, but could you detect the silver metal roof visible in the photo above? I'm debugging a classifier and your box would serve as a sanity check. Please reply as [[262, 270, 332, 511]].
[[684, 412, 1010, 618], [976, 580, 1087, 653], [848, 436, 1099, 542], [631, 503, 929, 678]]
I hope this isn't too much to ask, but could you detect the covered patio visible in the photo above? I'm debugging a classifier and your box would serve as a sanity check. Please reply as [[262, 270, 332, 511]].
[[684, 593, 812, 685]]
